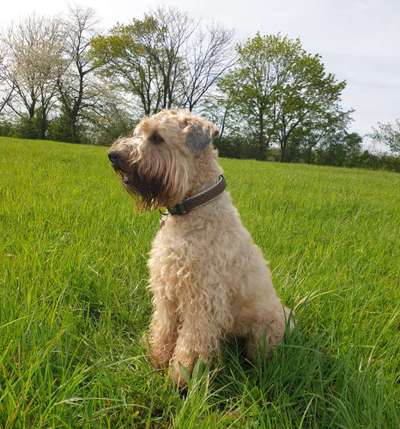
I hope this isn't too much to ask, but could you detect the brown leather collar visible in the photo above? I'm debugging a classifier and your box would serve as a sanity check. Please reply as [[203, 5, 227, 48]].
[[167, 175, 226, 215]]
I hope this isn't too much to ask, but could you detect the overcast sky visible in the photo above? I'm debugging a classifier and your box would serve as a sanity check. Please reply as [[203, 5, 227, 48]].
[[1, 0, 399, 141]]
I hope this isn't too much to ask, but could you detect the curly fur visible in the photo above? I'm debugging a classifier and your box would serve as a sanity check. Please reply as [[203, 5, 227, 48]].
[[109, 109, 293, 387]]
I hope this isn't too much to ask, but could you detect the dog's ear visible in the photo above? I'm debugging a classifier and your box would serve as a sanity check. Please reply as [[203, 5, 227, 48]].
[[184, 119, 219, 156]]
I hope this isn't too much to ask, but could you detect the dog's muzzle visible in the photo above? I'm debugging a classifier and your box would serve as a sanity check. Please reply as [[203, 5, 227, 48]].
[[108, 151, 124, 169], [108, 150, 119, 162]]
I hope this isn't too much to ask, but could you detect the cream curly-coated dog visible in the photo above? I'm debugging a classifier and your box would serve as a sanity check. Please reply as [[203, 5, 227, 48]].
[[108, 110, 293, 387]]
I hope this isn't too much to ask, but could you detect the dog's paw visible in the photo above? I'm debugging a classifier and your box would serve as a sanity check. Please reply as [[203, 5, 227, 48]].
[[149, 348, 173, 370], [142, 333, 172, 369], [169, 360, 191, 388]]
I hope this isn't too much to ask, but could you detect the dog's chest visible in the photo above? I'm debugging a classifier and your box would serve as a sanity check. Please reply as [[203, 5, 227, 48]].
[[148, 213, 251, 298]]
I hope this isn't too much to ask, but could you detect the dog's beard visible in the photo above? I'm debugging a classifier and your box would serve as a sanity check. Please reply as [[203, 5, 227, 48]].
[[119, 150, 188, 210], [122, 165, 166, 210]]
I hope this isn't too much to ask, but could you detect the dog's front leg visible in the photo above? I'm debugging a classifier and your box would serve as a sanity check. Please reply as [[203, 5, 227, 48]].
[[148, 296, 178, 369], [170, 313, 220, 387]]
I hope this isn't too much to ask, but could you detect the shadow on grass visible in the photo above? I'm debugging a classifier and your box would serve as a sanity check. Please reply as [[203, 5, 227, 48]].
[[177, 326, 400, 428]]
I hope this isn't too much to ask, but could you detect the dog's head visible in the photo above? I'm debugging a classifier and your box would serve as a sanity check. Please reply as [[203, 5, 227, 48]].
[[108, 110, 219, 209]]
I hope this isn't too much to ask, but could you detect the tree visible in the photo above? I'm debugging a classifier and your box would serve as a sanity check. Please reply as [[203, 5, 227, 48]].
[[201, 90, 243, 140], [56, 6, 99, 142], [0, 46, 14, 114], [148, 7, 194, 110], [294, 109, 353, 163], [90, 6, 233, 115], [370, 120, 400, 154], [220, 33, 347, 161], [91, 15, 167, 115], [179, 24, 234, 111], [83, 85, 135, 145], [316, 132, 362, 166], [2, 16, 63, 138]]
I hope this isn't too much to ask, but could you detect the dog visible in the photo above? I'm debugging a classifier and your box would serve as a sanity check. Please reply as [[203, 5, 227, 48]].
[[108, 109, 293, 386]]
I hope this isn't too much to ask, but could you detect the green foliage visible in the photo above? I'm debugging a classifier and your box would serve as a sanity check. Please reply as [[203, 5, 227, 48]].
[[47, 112, 76, 143], [3, 108, 53, 140], [215, 136, 270, 160], [316, 132, 363, 167], [1, 137, 400, 427], [90, 16, 172, 115], [14, 114, 43, 139], [47, 105, 87, 144], [356, 150, 400, 173], [85, 107, 136, 146], [0, 119, 16, 137], [219, 33, 348, 161]]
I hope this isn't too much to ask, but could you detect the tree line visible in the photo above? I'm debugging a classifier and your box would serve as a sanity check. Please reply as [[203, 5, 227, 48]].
[[0, 6, 399, 172]]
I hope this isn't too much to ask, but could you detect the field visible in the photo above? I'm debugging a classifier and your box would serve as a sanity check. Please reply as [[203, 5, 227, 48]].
[[0, 136, 399, 428]]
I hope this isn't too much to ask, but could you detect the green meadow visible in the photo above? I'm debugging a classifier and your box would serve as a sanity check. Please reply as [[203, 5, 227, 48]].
[[0, 136, 399, 428]]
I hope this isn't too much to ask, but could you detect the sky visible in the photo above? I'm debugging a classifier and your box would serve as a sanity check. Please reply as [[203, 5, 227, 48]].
[[1, 0, 399, 145]]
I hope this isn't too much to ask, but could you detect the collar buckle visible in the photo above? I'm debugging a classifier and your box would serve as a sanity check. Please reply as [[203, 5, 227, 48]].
[[168, 203, 187, 215]]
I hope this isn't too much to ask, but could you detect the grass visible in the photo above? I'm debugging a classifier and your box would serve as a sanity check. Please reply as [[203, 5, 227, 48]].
[[0, 136, 399, 428]]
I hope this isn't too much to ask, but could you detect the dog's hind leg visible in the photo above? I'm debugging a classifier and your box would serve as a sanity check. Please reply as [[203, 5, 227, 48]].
[[244, 306, 290, 361]]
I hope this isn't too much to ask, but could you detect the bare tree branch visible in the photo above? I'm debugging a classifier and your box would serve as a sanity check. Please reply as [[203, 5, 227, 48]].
[[180, 24, 235, 111], [56, 6, 99, 141]]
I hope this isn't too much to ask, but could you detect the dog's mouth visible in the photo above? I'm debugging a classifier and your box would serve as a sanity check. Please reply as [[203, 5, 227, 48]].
[[112, 162, 166, 209], [112, 163, 139, 190], [110, 160, 131, 185], [116, 170, 131, 186]]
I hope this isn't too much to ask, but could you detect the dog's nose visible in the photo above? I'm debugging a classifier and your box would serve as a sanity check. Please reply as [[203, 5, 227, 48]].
[[108, 151, 120, 164]]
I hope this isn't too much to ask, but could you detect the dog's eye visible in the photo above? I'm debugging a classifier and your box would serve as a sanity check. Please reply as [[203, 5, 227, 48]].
[[149, 132, 164, 145]]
